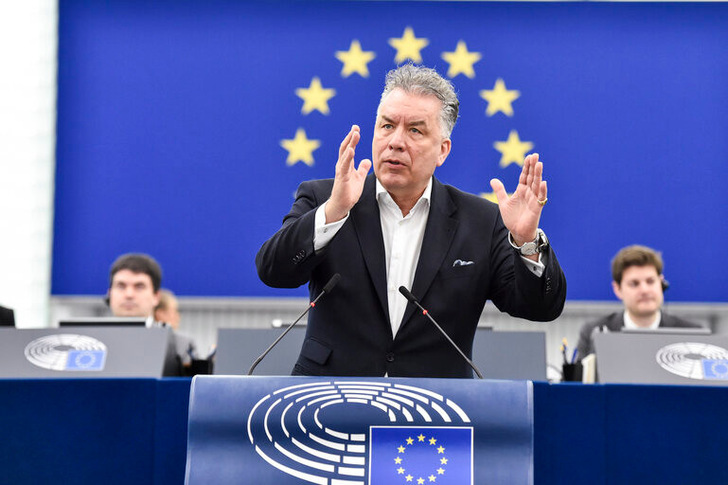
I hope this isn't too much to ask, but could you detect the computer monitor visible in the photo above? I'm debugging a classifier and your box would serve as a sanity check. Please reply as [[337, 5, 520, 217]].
[[594, 331, 728, 386], [0, 305, 14, 327], [58, 316, 148, 327], [0, 326, 179, 378]]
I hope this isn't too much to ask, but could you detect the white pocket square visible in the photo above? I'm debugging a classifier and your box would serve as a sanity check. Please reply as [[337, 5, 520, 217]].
[[453, 259, 475, 267]]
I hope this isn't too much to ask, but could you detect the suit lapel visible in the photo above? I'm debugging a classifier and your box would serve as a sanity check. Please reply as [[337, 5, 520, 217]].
[[401, 178, 458, 329], [610, 313, 626, 331], [350, 175, 390, 324]]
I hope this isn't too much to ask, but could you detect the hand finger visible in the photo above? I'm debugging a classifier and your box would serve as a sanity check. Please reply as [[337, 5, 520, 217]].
[[337, 128, 360, 174], [518, 164, 527, 187], [531, 161, 543, 194], [338, 125, 360, 159], [338, 146, 355, 175], [519, 153, 535, 186], [357, 159, 372, 177], [338, 129, 353, 158], [490, 178, 508, 204], [539, 180, 548, 202]]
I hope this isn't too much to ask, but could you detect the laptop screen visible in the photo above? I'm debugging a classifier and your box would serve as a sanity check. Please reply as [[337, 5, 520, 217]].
[[58, 317, 148, 327], [594, 332, 728, 386]]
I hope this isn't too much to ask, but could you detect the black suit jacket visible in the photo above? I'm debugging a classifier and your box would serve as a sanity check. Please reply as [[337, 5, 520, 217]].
[[256, 175, 566, 377], [576, 311, 704, 361], [0, 305, 15, 327]]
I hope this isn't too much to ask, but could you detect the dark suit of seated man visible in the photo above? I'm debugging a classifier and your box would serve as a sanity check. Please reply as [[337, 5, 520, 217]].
[[256, 64, 567, 378], [577, 245, 703, 360], [0, 305, 15, 327]]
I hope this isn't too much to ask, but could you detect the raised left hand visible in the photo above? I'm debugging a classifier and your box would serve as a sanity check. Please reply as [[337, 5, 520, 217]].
[[489, 153, 548, 246]]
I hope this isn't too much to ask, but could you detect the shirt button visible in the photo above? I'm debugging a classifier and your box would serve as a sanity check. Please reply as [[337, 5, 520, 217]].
[[385, 352, 395, 363]]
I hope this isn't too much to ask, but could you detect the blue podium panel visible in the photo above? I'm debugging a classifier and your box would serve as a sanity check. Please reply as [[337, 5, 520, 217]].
[[186, 376, 533, 485]]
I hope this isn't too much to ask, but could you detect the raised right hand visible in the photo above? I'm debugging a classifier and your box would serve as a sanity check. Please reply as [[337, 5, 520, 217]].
[[325, 125, 372, 223]]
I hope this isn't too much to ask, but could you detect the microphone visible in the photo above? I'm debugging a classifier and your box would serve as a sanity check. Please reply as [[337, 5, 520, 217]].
[[247, 273, 340, 375], [398, 286, 484, 379]]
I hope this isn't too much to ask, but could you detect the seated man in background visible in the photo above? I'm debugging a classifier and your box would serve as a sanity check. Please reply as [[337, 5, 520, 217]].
[[108, 253, 187, 373], [107, 253, 162, 325], [154, 288, 198, 367], [577, 245, 703, 360], [0, 305, 14, 326]]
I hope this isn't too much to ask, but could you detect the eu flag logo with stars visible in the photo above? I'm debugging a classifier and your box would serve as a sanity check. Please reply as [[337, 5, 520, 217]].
[[65, 350, 106, 371], [369, 426, 473, 484], [703, 360, 728, 380]]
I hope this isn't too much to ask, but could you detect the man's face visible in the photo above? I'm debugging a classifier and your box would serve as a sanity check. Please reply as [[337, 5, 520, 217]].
[[613, 265, 664, 320], [108, 269, 160, 317], [372, 89, 451, 201]]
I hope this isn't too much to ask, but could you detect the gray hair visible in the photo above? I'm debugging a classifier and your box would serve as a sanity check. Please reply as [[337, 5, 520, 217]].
[[377, 63, 459, 138]]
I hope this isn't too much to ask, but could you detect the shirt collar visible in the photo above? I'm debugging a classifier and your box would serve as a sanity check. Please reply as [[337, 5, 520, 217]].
[[375, 177, 433, 211], [623, 310, 661, 330]]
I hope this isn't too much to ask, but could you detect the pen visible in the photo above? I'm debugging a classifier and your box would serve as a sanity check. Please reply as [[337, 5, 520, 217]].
[[561, 338, 568, 364], [571, 348, 578, 364]]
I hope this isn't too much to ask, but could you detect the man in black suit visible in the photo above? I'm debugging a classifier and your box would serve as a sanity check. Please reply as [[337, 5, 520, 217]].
[[576, 245, 702, 360], [256, 64, 566, 377], [0, 305, 14, 327]]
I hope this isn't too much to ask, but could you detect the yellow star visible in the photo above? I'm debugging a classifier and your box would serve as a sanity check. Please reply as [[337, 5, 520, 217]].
[[437, 467, 445, 474], [429, 437, 437, 445], [441, 40, 481, 79], [295, 77, 336, 115], [398, 445, 406, 453], [440, 458, 448, 465], [493, 130, 534, 168], [417, 478, 425, 485], [429, 475, 437, 482], [280, 128, 321, 167], [480, 191, 513, 204], [437, 446, 445, 454], [480, 78, 520, 117], [406, 475, 413, 482], [389, 27, 429, 64], [398, 467, 405, 474], [480, 192, 498, 204], [335, 40, 376, 78], [406, 437, 414, 445], [418, 434, 426, 442], [395, 457, 402, 464]]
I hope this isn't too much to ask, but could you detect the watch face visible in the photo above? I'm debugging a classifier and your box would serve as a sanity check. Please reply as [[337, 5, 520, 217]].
[[521, 243, 538, 255]]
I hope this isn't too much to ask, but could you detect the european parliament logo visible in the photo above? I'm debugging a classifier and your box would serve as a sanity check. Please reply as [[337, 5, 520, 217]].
[[246, 381, 474, 484], [656, 342, 728, 380], [24, 334, 108, 372], [369, 426, 473, 484]]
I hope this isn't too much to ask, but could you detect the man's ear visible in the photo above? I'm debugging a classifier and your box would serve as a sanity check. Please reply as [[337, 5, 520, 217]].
[[152, 291, 161, 308], [612, 281, 623, 301], [437, 138, 452, 166]]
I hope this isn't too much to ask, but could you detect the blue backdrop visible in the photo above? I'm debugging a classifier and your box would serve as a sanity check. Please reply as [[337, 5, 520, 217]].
[[53, 0, 728, 301]]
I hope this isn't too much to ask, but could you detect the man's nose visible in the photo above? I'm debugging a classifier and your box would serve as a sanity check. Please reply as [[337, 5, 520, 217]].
[[388, 127, 405, 151]]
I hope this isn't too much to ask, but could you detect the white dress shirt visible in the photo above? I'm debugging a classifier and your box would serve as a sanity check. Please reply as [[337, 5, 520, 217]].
[[314, 178, 546, 337]]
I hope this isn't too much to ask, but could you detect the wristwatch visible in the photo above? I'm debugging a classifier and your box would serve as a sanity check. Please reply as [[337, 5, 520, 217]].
[[508, 229, 549, 256]]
